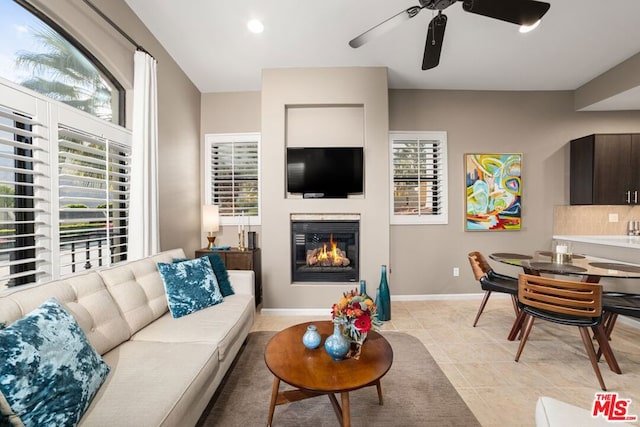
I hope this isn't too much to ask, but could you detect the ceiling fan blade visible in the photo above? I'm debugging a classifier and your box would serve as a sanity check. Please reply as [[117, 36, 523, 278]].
[[422, 13, 447, 70], [349, 6, 423, 48], [462, 0, 550, 26]]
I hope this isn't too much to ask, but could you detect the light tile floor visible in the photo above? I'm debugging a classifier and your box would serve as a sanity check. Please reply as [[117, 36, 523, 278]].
[[251, 298, 640, 426]]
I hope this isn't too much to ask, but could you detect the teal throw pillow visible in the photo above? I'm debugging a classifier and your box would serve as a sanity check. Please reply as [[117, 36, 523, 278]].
[[158, 256, 224, 318], [0, 297, 110, 427], [204, 254, 234, 297]]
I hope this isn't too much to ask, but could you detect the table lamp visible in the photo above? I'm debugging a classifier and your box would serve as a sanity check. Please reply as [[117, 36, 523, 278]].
[[202, 205, 220, 250]]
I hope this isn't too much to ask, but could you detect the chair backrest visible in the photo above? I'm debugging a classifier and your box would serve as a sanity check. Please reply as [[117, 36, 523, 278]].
[[518, 274, 602, 318], [467, 251, 493, 281]]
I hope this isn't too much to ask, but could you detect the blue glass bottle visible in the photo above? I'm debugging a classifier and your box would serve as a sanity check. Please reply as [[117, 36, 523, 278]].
[[359, 279, 368, 298], [324, 319, 349, 360], [376, 265, 391, 321]]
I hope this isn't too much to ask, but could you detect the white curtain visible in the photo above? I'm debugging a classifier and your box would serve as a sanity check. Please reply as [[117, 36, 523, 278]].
[[130, 50, 160, 259]]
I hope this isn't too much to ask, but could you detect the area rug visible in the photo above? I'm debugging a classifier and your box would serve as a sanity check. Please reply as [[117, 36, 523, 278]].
[[197, 331, 480, 427]]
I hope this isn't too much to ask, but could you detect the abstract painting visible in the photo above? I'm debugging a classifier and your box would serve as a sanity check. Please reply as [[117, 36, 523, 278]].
[[465, 153, 522, 231]]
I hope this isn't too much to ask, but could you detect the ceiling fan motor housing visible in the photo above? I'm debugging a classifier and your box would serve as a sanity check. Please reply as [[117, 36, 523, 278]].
[[422, 0, 458, 10]]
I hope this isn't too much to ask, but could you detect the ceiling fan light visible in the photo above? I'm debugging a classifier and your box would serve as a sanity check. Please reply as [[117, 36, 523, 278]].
[[247, 19, 264, 34], [519, 19, 540, 33]]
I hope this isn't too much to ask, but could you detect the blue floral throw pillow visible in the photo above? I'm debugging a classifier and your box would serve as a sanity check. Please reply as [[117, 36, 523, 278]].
[[158, 256, 224, 318], [0, 297, 110, 427]]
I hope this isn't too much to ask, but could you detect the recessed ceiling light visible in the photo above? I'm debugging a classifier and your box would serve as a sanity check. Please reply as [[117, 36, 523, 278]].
[[519, 20, 541, 33], [247, 19, 264, 34]]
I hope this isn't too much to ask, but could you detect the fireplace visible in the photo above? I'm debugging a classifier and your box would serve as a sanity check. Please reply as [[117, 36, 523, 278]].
[[291, 220, 359, 282]]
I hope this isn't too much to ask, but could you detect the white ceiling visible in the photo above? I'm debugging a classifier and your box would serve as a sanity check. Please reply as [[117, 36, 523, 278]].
[[124, 0, 640, 103]]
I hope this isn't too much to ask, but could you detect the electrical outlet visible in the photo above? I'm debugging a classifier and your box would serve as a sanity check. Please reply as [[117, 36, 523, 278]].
[[453, 267, 460, 277], [609, 213, 619, 223]]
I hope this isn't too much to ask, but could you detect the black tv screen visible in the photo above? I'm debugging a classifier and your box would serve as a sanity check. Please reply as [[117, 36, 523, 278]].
[[287, 147, 364, 198]]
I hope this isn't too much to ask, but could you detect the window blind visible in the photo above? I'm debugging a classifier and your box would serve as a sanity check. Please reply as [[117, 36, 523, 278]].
[[0, 104, 48, 287], [205, 133, 260, 222], [0, 79, 132, 291], [390, 132, 448, 224], [58, 125, 130, 274]]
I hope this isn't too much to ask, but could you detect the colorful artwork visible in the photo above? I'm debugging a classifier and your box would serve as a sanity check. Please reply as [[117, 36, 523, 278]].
[[465, 153, 522, 231]]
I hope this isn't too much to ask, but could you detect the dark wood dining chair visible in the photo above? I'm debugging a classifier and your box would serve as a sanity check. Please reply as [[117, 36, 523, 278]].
[[514, 274, 621, 391], [467, 251, 519, 327]]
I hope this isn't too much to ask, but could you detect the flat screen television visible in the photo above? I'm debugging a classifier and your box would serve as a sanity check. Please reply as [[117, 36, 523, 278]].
[[287, 147, 364, 198]]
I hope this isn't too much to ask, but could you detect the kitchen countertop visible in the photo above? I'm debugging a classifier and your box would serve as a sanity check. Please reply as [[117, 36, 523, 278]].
[[553, 235, 640, 250]]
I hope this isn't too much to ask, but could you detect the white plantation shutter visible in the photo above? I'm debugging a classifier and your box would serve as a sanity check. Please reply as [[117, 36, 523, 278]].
[[205, 133, 260, 224], [58, 125, 130, 273], [0, 101, 49, 287], [0, 79, 132, 290], [390, 132, 448, 225]]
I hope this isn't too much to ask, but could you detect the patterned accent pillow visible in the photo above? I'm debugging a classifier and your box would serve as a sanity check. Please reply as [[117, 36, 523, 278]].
[[172, 255, 234, 297], [0, 298, 110, 427], [204, 254, 234, 297], [158, 256, 224, 318]]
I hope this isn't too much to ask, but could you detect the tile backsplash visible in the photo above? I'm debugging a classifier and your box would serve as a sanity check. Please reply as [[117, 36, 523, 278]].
[[554, 205, 640, 235]]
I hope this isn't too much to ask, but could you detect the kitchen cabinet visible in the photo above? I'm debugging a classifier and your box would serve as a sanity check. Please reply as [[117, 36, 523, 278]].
[[195, 248, 262, 306], [570, 133, 640, 205]]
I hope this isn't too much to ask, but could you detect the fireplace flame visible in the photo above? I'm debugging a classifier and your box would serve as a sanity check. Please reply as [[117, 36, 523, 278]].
[[306, 233, 350, 267]]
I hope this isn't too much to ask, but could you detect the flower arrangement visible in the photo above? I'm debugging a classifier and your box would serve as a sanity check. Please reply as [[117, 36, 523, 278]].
[[331, 288, 381, 344]]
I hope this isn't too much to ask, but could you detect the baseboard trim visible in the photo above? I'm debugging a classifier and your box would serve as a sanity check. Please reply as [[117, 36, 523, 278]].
[[260, 293, 500, 316]]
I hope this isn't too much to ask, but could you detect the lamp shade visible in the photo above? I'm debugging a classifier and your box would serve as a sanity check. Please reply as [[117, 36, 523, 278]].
[[202, 205, 220, 232]]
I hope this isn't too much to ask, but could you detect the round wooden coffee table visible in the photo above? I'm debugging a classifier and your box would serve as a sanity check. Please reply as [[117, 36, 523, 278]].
[[264, 320, 393, 427]]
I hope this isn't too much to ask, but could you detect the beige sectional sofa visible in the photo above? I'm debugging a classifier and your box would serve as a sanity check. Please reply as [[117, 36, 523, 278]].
[[0, 248, 256, 426]]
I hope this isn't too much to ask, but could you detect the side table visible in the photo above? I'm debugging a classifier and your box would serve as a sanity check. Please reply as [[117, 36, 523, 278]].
[[195, 247, 262, 306]]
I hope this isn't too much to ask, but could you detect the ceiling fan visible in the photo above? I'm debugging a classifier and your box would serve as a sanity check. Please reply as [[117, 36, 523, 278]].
[[349, 0, 551, 70]]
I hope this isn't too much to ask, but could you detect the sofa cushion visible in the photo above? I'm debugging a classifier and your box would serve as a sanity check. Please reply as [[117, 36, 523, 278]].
[[0, 298, 110, 427], [0, 272, 130, 356], [0, 389, 22, 427], [158, 256, 224, 318], [130, 293, 255, 361], [80, 340, 219, 427], [98, 249, 185, 334]]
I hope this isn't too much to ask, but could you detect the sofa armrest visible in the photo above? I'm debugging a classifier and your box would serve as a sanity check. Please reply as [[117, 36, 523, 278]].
[[227, 270, 255, 296]]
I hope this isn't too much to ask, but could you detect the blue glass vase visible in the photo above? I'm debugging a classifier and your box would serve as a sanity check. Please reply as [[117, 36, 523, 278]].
[[359, 279, 369, 298], [376, 264, 391, 321], [324, 319, 349, 361], [302, 324, 321, 349]]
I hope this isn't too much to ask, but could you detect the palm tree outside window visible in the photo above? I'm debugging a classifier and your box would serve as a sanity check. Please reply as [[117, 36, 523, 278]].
[[0, 0, 123, 124]]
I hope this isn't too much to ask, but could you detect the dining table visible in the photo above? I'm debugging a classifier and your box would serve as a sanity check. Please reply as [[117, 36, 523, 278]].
[[489, 251, 640, 283], [489, 250, 640, 361]]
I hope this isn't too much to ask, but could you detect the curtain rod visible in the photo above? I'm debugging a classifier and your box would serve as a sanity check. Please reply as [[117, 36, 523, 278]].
[[82, 0, 155, 59]]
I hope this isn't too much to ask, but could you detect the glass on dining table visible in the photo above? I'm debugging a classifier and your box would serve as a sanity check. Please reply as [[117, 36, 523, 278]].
[[552, 240, 572, 264]]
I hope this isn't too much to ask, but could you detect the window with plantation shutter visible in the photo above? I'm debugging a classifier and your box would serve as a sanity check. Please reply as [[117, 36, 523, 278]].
[[205, 133, 260, 224], [58, 125, 130, 274], [0, 79, 131, 291], [390, 132, 448, 225]]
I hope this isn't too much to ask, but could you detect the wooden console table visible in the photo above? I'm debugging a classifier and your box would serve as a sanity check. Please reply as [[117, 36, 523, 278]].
[[195, 247, 262, 306]]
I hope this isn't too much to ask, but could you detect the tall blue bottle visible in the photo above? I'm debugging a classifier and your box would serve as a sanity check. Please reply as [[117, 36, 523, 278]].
[[376, 265, 391, 321], [359, 279, 368, 298]]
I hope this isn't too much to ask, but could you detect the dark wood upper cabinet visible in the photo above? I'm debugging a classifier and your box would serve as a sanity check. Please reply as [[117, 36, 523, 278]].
[[570, 133, 640, 205]]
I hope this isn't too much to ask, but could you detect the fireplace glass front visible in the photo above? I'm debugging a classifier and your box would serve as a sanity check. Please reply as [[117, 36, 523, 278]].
[[291, 220, 359, 282]]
